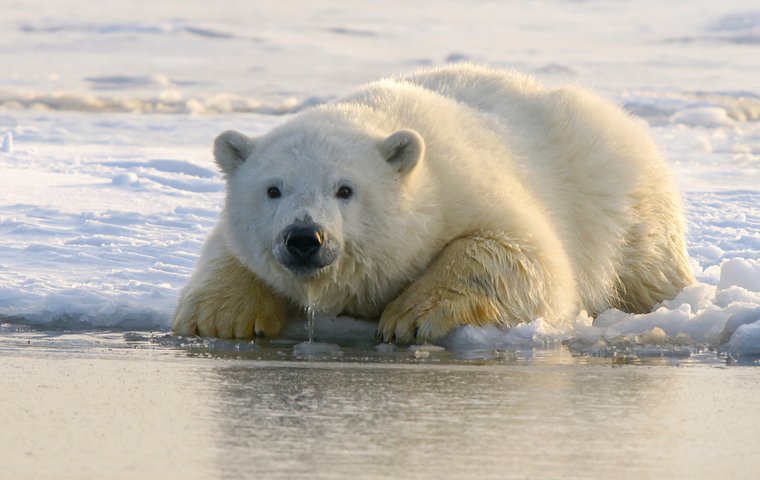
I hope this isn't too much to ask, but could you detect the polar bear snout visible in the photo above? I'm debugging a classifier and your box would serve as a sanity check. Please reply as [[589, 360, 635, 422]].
[[285, 224, 323, 259], [276, 222, 338, 276]]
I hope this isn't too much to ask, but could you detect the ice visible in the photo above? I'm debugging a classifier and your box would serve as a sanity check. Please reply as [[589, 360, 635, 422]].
[[725, 321, 760, 357], [0, 90, 327, 114], [0, 0, 759, 361], [408, 344, 446, 352], [374, 343, 397, 353], [718, 258, 760, 292], [85, 74, 172, 88], [1, 131, 12, 153], [672, 107, 737, 127], [280, 313, 377, 344], [707, 11, 760, 44], [293, 341, 341, 355], [442, 318, 567, 351]]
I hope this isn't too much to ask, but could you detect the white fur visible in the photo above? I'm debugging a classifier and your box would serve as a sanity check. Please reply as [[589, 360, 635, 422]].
[[174, 64, 693, 339]]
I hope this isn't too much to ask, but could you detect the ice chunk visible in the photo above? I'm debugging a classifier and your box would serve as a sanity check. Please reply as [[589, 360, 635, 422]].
[[410, 343, 446, 358], [658, 283, 717, 312], [671, 107, 736, 127], [719, 306, 760, 343], [725, 321, 760, 357], [719, 259, 760, 292], [409, 343, 446, 352], [715, 286, 760, 308], [636, 327, 669, 345]]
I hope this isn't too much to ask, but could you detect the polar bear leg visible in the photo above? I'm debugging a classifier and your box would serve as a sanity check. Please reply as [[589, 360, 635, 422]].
[[612, 217, 695, 314], [378, 231, 572, 344], [172, 249, 287, 339]]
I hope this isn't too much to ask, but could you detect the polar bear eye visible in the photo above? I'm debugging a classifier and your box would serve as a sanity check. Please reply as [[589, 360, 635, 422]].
[[336, 186, 353, 199], [266, 186, 281, 199]]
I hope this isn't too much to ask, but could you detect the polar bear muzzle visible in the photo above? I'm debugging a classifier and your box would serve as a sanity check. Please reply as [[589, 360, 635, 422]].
[[275, 220, 338, 276]]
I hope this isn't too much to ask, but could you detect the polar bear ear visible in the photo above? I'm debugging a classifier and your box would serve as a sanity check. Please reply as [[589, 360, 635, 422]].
[[214, 130, 255, 176], [378, 129, 424, 175]]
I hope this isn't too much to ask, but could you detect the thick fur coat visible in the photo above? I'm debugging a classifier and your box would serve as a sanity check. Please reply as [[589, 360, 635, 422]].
[[173, 65, 694, 342]]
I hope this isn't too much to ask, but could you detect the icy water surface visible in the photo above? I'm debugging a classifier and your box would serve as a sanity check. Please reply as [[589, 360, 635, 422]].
[[1, 331, 759, 480]]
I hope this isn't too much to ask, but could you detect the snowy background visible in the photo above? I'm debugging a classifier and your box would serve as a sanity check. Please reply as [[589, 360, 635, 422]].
[[1, 0, 759, 358]]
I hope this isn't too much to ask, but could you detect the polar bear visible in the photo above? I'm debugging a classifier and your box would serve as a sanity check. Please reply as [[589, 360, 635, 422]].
[[172, 64, 694, 343]]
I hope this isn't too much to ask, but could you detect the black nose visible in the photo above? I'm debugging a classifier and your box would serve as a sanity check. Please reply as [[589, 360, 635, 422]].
[[284, 225, 324, 260]]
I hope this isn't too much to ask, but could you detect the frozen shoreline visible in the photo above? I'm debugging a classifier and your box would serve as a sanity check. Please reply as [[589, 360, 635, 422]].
[[1, 0, 759, 359], [2, 104, 758, 358]]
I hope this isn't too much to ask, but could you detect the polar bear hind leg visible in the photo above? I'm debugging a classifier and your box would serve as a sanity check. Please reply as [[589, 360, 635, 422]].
[[611, 196, 695, 314]]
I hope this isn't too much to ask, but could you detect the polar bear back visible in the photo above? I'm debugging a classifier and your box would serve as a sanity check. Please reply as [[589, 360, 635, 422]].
[[380, 64, 688, 314]]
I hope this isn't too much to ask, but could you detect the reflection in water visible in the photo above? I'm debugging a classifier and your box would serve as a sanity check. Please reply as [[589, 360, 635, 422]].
[[204, 360, 760, 479], [0, 355, 220, 479], [2, 337, 759, 480]]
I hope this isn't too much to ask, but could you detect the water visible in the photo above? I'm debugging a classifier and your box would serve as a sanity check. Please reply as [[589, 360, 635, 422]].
[[307, 302, 316, 343], [292, 304, 341, 355], [1, 333, 759, 480], [292, 304, 321, 354], [292, 285, 342, 355], [305, 282, 323, 343]]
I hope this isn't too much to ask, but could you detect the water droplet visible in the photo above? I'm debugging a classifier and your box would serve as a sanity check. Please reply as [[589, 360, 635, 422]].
[[305, 283, 321, 343]]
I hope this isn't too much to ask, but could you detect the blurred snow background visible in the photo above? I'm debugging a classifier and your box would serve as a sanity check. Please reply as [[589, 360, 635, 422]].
[[0, 0, 759, 358]]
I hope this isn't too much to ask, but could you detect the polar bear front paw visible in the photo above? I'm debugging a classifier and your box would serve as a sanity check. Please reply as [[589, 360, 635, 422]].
[[377, 232, 564, 344], [378, 287, 501, 344], [172, 253, 287, 339], [173, 287, 286, 339]]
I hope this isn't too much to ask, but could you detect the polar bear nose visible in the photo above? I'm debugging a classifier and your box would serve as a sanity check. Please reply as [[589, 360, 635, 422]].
[[284, 224, 324, 260]]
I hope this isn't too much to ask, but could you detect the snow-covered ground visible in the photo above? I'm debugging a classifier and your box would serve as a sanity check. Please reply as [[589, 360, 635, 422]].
[[1, 0, 759, 360]]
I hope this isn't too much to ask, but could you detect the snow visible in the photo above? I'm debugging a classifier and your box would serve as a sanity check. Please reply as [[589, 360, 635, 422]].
[[719, 258, 760, 291], [1, 0, 759, 360], [1, 131, 12, 153]]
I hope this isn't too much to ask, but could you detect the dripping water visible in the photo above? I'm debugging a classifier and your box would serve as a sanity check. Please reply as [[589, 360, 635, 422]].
[[306, 303, 316, 343], [293, 283, 341, 355], [305, 283, 319, 343]]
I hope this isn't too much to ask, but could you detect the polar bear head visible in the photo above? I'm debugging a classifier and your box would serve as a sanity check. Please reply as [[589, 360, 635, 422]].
[[214, 111, 426, 312]]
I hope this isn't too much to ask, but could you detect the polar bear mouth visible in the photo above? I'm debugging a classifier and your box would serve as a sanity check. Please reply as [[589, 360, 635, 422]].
[[273, 222, 339, 277]]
